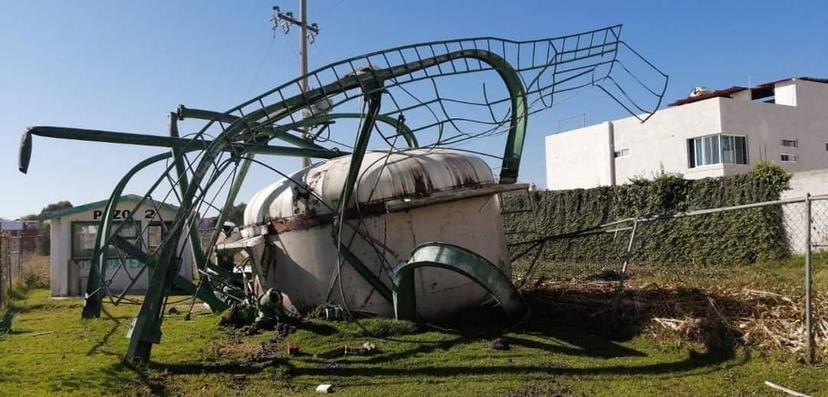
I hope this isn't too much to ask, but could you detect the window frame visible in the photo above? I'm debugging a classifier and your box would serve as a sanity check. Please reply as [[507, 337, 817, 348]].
[[70, 220, 142, 260], [146, 221, 173, 254], [780, 138, 799, 148], [687, 133, 748, 168], [780, 153, 799, 163]]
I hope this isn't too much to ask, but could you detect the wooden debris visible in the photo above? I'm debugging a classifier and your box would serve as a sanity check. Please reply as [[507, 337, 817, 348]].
[[524, 280, 828, 356]]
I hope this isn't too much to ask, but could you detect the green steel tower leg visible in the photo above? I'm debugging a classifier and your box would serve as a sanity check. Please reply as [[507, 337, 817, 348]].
[[169, 113, 219, 306], [125, 227, 184, 365]]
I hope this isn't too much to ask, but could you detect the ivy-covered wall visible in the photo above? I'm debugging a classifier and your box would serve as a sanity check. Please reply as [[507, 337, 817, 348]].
[[503, 163, 792, 266]]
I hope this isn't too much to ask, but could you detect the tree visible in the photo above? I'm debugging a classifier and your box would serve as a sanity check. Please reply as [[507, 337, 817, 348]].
[[24, 200, 73, 256], [19, 214, 39, 221], [38, 201, 73, 221]]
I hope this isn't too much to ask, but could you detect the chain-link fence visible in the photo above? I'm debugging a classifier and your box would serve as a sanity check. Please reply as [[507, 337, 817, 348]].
[[504, 193, 828, 363], [0, 232, 50, 308], [0, 233, 7, 308]]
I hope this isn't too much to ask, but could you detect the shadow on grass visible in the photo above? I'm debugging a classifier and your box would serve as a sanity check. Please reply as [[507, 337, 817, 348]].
[[294, 348, 741, 379], [150, 358, 288, 376], [87, 306, 121, 357]]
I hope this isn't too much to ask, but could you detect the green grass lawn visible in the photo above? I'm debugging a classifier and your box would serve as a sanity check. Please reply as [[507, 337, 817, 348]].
[[1, 288, 826, 396]]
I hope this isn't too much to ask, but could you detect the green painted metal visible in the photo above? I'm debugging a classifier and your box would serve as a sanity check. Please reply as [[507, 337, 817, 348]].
[[124, 151, 243, 363], [179, 105, 418, 149], [110, 236, 226, 309], [168, 114, 214, 305], [114, 50, 525, 360], [176, 105, 329, 151], [23, 31, 667, 363], [272, 112, 419, 149], [337, 245, 393, 304], [206, 154, 254, 252], [20, 127, 340, 174], [82, 153, 173, 319], [81, 152, 228, 319], [212, 49, 527, 182], [125, 217, 185, 364], [392, 242, 528, 322]]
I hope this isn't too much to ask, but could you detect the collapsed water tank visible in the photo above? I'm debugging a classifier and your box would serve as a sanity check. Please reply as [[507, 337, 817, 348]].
[[240, 149, 516, 319]]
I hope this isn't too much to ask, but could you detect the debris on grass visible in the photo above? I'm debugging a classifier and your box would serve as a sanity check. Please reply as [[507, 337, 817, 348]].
[[764, 380, 811, 397], [316, 342, 379, 359], [286, 342, 300, 356], [219, 302, 257, 328], [524, 280, 827, 357], [490, 337, 510, 350]]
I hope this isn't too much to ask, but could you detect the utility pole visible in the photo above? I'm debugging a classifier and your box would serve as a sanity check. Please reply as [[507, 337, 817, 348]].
[[272, 2, 320, 168]]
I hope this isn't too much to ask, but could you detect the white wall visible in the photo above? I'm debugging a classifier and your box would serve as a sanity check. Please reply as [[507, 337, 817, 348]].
[[546, 79, 828, 190], [546, 98, 723, 189], [545, 122, 612, 190], [49, 200, 193, 297], [781, 170, 828, 254]]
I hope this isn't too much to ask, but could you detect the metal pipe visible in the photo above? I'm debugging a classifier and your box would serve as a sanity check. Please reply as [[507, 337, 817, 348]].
[[607, 121, 617, 186], [19, 126, 342, 174], [804, 193, 813, 364]]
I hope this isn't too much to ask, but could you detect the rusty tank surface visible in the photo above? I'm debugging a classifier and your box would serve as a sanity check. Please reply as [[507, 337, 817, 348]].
[[228, 149, 522, 319]]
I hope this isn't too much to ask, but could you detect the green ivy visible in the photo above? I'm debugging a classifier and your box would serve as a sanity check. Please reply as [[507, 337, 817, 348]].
[[503, 163, 791, 267]]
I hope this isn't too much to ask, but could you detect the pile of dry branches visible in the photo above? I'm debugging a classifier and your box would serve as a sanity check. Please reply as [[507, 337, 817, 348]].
[[524, 280, 827, 358]]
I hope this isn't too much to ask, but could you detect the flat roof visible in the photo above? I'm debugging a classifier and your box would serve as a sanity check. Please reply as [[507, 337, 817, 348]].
[[45, 194, 180, 220], [668, 76, 828, 107]]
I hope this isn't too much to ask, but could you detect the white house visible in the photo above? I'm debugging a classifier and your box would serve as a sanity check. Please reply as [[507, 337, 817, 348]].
[[46, 195, 193, 297], [545, 77, 828, 190]]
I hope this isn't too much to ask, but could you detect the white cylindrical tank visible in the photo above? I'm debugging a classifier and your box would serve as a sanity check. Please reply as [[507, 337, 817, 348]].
[[241, 149, 512, 319]]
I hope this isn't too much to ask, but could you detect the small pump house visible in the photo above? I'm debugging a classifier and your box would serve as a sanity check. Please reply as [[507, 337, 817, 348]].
[[46, 195, 193, 297]]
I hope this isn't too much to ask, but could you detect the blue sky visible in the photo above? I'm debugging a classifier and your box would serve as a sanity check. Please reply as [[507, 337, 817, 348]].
[[2, 0, 827, 219]]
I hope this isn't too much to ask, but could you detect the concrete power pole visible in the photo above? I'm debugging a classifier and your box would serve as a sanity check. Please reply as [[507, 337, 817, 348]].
[[272, 2, 320, 168]]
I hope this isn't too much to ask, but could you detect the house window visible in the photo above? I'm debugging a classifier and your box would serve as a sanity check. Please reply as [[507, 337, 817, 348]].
[[613, 149, 629, 158], [780, 153, 798, 162], [72, 223, 99, 259], [71, 221, 141, 259], [780, 138, 798, 148], [687, 134, 747, 168], [147, 222, 172, 254]]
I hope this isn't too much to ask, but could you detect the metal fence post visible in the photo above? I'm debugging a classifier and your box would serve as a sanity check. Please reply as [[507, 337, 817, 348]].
[[0, 234, 4, 308], [804, 192, 814, 364], [4, 235, 10, 300]]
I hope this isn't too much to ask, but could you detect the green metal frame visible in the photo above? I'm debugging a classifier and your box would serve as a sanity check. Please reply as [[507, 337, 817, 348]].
[[51, 48, 527, 362], [19, 27, 670, 363], [392, 242, 528, 322]]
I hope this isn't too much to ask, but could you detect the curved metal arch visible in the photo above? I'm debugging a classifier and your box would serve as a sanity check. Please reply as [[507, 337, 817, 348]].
[[184, 49, 527, 197], [81, 151, 231, 318], [82, 152, 172, 318], [392, 242, 528, 322]]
